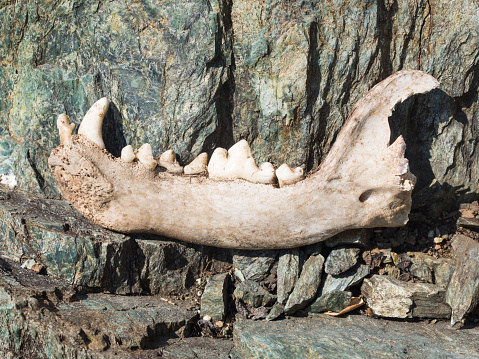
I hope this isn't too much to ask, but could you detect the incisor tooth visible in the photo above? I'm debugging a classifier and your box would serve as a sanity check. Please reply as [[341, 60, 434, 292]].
[[276, 164, 304, 187], [158, 149, 183, 174], [136, 144, 157, 170], [57, 114, 75, 145], [78, 97, 109, 148], [184, 153, 208, 175], [120, 145, 136, 163]]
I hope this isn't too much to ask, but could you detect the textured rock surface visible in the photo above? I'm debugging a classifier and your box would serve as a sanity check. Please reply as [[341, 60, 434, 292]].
[[234, 315, 479, 359], [234, 280, 276, 308], [320, 264, 370, 295], [0, 0, 476, 214], [0, 256, 198, 358], [309, 290, 352, 314], [200, 272, 229, 322], [284, 254, 324, 314], [276, 249, 300, 304], [362, 275, 451, 319], [446, 234, 479, 326], [0, 186, 207, 295], [233, 250, 276, 282], [324, 247, 360, 275]]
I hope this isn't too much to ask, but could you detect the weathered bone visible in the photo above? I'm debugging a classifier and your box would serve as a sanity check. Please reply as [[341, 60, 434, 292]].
[[77, 97, 109, 149], [48, 70, 440, 249]]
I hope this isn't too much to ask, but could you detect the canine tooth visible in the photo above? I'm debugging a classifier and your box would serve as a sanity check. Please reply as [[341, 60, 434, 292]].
[[57, 114, 75, 145], [276, 164, 304, 187], [120, 145, 136, 163], [158, 149, 183, 174], [78, 97, 109, 148], [184, 153, 208, 175], [207, 148, 228, 179], [136, 143, 157, 170]]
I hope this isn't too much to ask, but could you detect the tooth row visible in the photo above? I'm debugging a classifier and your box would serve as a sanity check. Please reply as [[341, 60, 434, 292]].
[[71, 98, 304, 186]]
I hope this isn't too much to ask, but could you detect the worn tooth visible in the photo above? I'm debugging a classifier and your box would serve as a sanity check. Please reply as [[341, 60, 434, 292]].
[[136, 144, 157, 170], [276, 164, 304, 187], [184, 153, 208, 175], [120, 145, 136, 163], [158, 149, 183, 174], [78, 97, 109, 148], [57, 114, 75, 145], [250, 161, 276, 184], [207, 148, 228, 179]]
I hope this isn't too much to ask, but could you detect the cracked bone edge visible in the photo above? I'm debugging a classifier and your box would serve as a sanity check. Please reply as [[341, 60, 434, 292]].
[[158, 149, 183, 174], [184, 153, 208, 175], [57, 114, 75, 145], [136, 144, 157, 170], [78, 97, 109, 149], [120, 145, 136, 163], [276, 164, 304, 187]]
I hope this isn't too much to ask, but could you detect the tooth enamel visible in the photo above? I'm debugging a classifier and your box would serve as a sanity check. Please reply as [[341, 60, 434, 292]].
[[207, 148, 228, 179], [158, 149, 184, 174], [276, 164, 304, 187], [78, 97, 110, 148], [120, 145, 136, 163], [184, 153, 208, 175], [136, 143, 157, 170], [57, 114, 75, 145]]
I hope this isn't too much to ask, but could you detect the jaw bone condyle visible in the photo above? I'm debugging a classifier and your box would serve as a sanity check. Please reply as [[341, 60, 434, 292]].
[[49, 70, 440, 249], [58, 99, 304, 186]]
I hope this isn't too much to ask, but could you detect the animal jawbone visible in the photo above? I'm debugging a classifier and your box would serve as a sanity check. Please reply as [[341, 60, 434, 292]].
[[48, 70, 440, 249]]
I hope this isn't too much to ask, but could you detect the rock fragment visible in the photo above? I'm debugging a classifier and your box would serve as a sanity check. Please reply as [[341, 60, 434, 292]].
[[233, 250, 276, 282], [233, 280, 276, 308], [276, 249, 300, 304], [308, 290, 352, 314], [320, 264, 370, 295], [200, 273, 229, 323], [445, 234, 479, 326], [284, 254, 324, 314], [324, 247, 360, 275], [362, 275, 451, 319]]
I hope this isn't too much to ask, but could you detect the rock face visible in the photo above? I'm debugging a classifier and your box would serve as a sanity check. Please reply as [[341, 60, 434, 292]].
[[0, 186, 207, 296], [233, 315, 479, 359], [0, 0, 477, 214]]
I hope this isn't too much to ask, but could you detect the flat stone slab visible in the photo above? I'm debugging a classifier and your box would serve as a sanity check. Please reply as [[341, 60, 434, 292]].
[[0, 256, 198, 358], [233, 315, 479, 358], [0, 187, 207, 295]]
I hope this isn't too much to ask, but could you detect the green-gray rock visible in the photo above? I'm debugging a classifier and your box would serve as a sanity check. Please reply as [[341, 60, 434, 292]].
[[234, 280, 276, 308], [265, 302, 285, 321], [320, 264, 370, 295], [407, 252, 455, 288], [234, 315, 479, 359], [0, 256, 197, 358], [324, 247, 361, 275], [200, 272, 229, 322], [0, 186, 207, 296], [309, 290, 352, 314], [232, 250, 276, 282], [446, 234, 479, 326], [276, 249, 300, 304], [284, 254, 324, 314]]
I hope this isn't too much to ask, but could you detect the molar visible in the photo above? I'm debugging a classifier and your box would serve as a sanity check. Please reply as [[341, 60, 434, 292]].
[[136, 144, 157, 170], [57, 114, 75, 145], [158, 149, 183, 174], [276, 164, 304, 187], [120, 145, 136, 163], [207, 148, 228, 179], [78, 97, 109, 149], [184, 153, 208, 175]]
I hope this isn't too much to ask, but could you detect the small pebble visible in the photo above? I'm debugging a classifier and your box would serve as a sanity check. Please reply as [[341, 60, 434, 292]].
[[203, 315, 212, 322], [215, 320, 224, 327], [433, 237, 444, 244]]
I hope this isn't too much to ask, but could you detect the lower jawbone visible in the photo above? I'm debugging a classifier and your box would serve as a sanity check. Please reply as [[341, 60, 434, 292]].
[[48, 70, 439, 249]]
